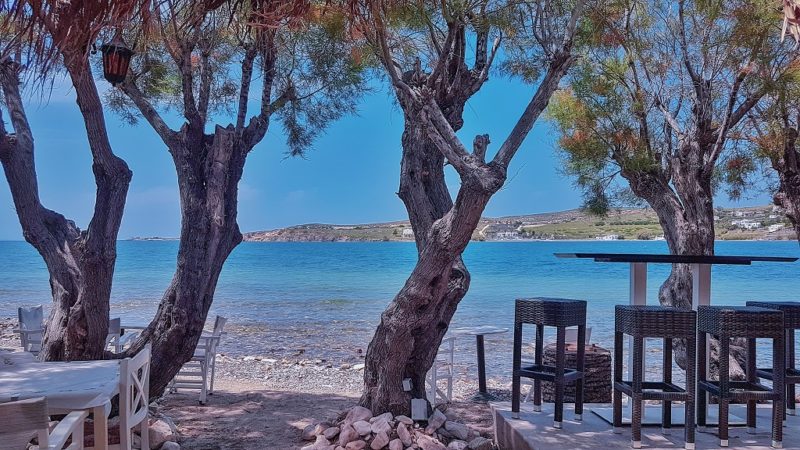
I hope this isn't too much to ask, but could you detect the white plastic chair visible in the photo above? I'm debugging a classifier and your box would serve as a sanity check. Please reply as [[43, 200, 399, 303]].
[[0, 397, 89, 450], [522, 327, 592, 402], [426, 336, 455, 404], [15, 305, 44, 355], [119, 344, 151, 450], [169, 316, 226, 404], [105, 318, 122, 353]]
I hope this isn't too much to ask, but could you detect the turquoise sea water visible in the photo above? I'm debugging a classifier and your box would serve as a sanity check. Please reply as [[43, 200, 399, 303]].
[[2, 240, 799, 367]]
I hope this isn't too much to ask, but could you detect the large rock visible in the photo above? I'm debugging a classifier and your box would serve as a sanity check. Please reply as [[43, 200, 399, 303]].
[[302, 435, 331, 450], [467, 437, 493, 450], [444, 421, 469, 441], [371, 431, 390, 450], [371, 418, 392, 435], [324, 427, 341, 440], [397, 423, 413, 446], [160, 443, 181, 450], [416, 434, 447, 450], [345, 406, 373, 424], [339, 424, 359, 446], [447, 441, 468, 450], [346, 441, 367, 450], [370, 412, 394, 424], [353, 420, 372, 436], [389, 439, 404, 450], [303, 424, 319, 441], [148, 419, 177, 449], [425, 410, 447, 434], [394, 415, 413, 426]]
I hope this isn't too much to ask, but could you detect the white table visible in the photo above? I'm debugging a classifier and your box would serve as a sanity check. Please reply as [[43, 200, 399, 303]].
[[450, 325, 509, 400], [555, 252, 798, 426], [0, 357, 121, 450]]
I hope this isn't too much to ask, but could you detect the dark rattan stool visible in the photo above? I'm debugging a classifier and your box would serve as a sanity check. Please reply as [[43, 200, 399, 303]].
[[747, 301, 800, 417], [697, 306, 785, 449], [511, 298, 587, 429], [612, 305, 697, 450]]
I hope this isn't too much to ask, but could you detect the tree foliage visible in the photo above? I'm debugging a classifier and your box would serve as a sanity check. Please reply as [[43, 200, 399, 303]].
[[106, 0, 365, 156], [548, 0, 797, 213]]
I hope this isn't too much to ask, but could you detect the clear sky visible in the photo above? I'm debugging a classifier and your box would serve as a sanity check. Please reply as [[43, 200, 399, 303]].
[[0, 73, 774, 241]]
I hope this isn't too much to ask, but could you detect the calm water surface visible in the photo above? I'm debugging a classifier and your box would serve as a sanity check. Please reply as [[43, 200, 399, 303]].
[[2, 240, 799, 372]]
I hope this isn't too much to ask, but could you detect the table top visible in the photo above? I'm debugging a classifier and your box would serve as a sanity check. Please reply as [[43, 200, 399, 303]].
[[450, 326, 509, 336], [554, 252, 798, 265], [0, 358, 120, 410]]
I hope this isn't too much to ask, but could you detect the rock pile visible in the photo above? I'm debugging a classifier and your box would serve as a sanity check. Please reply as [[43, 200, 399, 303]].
[[302, 406, 495, 450]]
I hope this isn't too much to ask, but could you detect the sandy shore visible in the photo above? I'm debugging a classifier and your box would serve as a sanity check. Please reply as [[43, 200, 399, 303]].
[[0, 318, 505, 448], [161, 374, 497, 449]]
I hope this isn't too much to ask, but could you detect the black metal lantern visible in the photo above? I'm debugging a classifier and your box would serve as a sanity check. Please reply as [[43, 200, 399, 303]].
[[100, 36, 133, 86]]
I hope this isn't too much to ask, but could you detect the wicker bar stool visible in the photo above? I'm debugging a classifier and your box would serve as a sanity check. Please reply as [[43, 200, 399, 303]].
[[511, 297, 587, 429], [747, 301, 800, 417], [612, 305, 697, 450], [697, 306, 785, 449]]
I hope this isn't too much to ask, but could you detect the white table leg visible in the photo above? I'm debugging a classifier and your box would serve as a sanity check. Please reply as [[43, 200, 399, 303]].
[[93, 403, 109, 450], [628, 263, 648, 417], [692, 263, 712, 426]]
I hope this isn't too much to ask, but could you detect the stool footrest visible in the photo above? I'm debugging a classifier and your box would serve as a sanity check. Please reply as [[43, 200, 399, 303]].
[[699, 380, 780, 401], [519, 364, 584, 383], [756, 367, 800, 383], [614, 381, 690, 401]]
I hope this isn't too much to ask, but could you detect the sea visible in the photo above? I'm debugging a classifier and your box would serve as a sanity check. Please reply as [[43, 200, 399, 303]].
[[2, 240, 799, 377]]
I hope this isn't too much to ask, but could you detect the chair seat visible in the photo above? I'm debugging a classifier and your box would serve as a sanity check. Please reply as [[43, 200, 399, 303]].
[[699, 380, 780, 401], [519, 363, 583, 383], [614, 381, 689, 401]]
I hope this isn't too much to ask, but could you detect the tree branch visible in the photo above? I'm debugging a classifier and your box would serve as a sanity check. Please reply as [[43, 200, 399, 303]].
[[121, 79, 178, 146]]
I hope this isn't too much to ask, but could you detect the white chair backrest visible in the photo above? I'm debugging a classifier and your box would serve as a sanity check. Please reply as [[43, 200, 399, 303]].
[[0, 397, 50, 450], [212, 316, 227, 336], [120, 344, 151, 431], [18, 305, 43, 330], [438, 336, 455, 365]]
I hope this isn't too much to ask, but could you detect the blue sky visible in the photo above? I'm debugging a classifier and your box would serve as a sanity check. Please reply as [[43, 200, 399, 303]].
[[0, 74, 774, 240]]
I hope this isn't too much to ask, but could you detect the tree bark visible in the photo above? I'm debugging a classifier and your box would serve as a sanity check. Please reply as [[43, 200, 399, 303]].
[[771, 126, 800, 243], [0, 58, 131, 361], [124, 124, 247, 397], [622, 146, 747, 377], [359, 9, 580, 410]]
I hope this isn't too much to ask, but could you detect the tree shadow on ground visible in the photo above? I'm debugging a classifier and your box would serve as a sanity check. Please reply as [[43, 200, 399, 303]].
[[161, 388, 358, 450]]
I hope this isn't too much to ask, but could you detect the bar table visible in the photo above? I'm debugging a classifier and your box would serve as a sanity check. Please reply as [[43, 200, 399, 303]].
[[555, 252, 797, 426]]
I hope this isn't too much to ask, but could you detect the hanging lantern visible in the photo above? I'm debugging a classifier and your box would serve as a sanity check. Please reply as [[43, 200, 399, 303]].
[[100, 36, 133, 86]]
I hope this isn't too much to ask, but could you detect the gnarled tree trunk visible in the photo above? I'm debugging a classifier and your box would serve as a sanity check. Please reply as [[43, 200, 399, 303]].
[[125, 124, 246, 397], [0, 57, 131, 361], [359, 0, 581, 409]]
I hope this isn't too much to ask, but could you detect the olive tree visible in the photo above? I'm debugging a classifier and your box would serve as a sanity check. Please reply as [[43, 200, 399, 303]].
[[548, 0, 795, 374], [0, 0, 142, 360], [352, 0, 589, 414], [111, 0, 365, 397]]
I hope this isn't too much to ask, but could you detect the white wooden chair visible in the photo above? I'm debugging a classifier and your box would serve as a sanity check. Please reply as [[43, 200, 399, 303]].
[[0, 397, 89, 450], [169, 316, 226, 404], [426, 336, 455, 404], [522, 327, 592, 402], [119, 344, 151, 450], [105, 318, 122, 353], [15, 305, 44, 355]]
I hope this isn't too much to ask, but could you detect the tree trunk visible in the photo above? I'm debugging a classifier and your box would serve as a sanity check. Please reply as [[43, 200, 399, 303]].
[[0, 58, 131, 361], [772, 126, 800, 243], [125, 125, 246, 398], [360, 113, 485, 414], [623, 152, 747, 377]]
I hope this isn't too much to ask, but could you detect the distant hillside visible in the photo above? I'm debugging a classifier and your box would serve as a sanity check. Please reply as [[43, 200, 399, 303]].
[[242, 205, 797, 242]]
